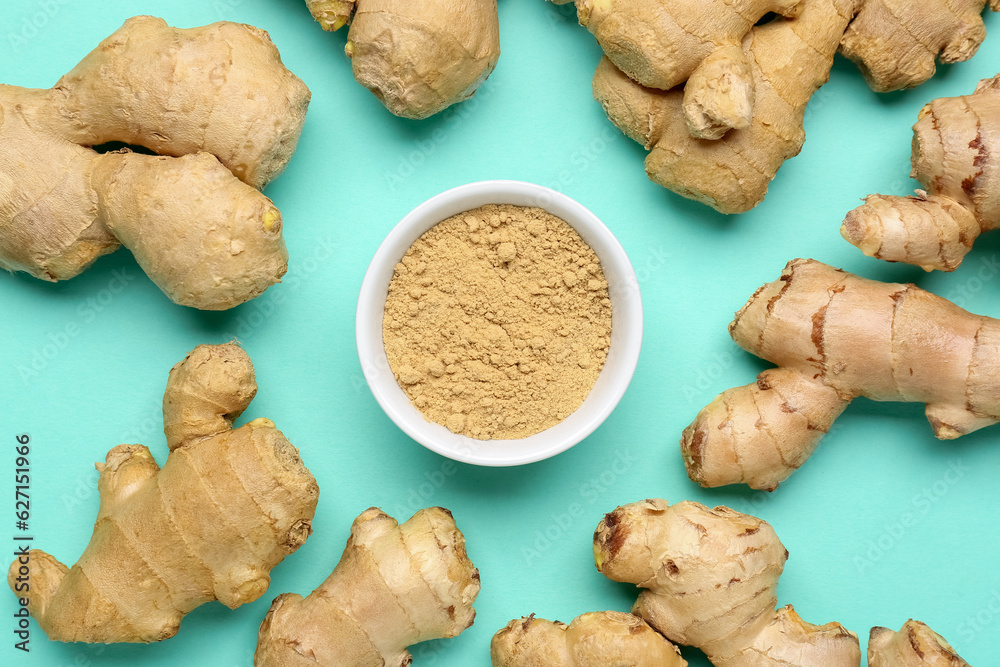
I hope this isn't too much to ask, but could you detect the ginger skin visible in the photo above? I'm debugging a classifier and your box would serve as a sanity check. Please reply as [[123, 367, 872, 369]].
[[571, 0, 803, 91], [254, 507, 480, 667], [87, 152, 287, 309], [682, 259, 1000, 490], [571, 0, 804, 138], [6, 344, 318, 643], [594, 499, 861, 666], [305, 0, 500, 119], [584, 0, 996, 210], [593, 0, 856, 214], [868, 621, 970, 666], [304, 0, 355, 31], [841, 1, 999, 93], [42, 17, 308, 190], [0, 16, 309, 309], [491, 611, 687, 667], [843, 75, 1000, 271]]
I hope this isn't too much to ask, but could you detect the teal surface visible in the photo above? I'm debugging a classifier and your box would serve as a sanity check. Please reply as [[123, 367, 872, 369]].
[[3, 1, 1000, 664]]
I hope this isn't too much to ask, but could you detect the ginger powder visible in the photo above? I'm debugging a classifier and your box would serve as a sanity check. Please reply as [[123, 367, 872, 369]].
[[382, 204, 612, 440]]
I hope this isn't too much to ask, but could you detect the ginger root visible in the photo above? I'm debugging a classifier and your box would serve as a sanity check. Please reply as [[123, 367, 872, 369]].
[[841, 1, 999, 93], [572, 0, 803, 138], [254, 506, 480, 667], [305, 0, 500, 119], [593, 0, 856, 213], [0, 16, 310, 309], [843, 74, 1000, 271], [491, 611, 687, 667], [868, 620, 970, 666], [7, 344, 318, 643], [305, 0, 355, 31], [594, 499, 861, 666], [571, 0, 804, 91], [582, 0, 995, 211], [682, 258, 1000, 490]]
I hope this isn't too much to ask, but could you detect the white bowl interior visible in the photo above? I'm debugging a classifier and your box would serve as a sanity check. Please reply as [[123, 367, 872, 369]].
[[356, 180, 643, 465]]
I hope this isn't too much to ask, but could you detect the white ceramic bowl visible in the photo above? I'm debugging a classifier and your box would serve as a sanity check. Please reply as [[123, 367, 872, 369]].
[[356, 180, 643, 466]]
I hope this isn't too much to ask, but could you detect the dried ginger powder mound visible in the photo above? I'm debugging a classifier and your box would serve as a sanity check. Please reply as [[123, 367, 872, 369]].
[[383, 204, 613, 440]]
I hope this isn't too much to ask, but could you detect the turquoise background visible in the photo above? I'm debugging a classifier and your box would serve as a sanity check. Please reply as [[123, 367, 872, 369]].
[[3, 1, 1000, 664]]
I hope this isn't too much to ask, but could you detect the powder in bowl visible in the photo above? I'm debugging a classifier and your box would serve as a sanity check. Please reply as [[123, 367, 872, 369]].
[[382, 204, 613, 440]]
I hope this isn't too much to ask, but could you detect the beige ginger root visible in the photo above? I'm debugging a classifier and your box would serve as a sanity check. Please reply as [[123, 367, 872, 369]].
[[304, 0, 355, 32], [575, 0, 994, 136], [868, 621, 970, 666], [7, 344, 318, 643], [841, 1, 999, 93], [843, 74, 1000, 272], [0, 16, 310, 309], [491, 611, 687, 667], [594, 499, 861, 666], [584, 0, 996, 210], [568, 0, 804, 138], [304, 0, 500, 119], [561, 0, 804, 90], [681, 258, 1000, 491], [254, 506, 480, 667], [593, 0, 856, 214]]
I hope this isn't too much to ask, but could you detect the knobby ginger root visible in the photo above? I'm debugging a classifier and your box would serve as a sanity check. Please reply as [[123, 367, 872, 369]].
[[593, 0, 856, 214], [682, 258, 1000, 490], [491, 611, 687, 667], [0, 16, 310, 309], [594, 499, 861, 666], [582, 0, 995, 210], [562, 0, 993, 131], [39, 17, 308, 190], [843, 75, 1000, 271], [841, 1, 999, 93], [7, 344, 318, 643], [254, 506, 480, 667], [868, 620, 970, 666], [570, 0, 804, 138], [305, 0, 355, 31], [571, 0, 804, 90], [304, 0, 500, 119]]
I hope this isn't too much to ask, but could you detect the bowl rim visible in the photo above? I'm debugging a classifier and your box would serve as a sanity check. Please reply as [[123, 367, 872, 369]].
[[356, 180, 643, 466]]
